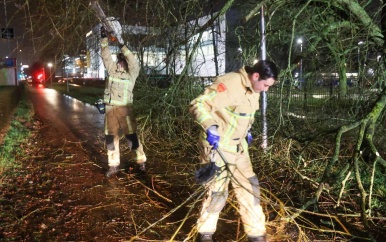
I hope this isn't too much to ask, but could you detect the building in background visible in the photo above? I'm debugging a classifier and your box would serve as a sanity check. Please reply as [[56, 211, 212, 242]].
[[1, 1, 36, 83], [81, 9, 243, 82], [61, 51, 88, 79]]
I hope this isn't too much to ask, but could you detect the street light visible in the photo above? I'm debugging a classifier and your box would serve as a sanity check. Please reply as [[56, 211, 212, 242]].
[[47, 62, 53, 87], [297, 38, 303, 51], [19, 49, 23, 65], [297, 38, 303, 87], [358, 41, 364, 86]]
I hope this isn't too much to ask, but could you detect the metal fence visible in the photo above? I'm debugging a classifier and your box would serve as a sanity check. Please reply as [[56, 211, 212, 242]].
[[268, 77, 382, 123]]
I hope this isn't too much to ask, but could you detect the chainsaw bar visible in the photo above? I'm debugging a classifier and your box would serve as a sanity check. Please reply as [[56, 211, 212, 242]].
[[89, 0, 116, 37]]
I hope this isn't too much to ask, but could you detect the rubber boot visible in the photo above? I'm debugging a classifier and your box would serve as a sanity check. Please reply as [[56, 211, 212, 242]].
[[106, 166, 119, 177], [249, 235, 266, 242], [139, 162, 146, 172], [199, 233, 213, 242]]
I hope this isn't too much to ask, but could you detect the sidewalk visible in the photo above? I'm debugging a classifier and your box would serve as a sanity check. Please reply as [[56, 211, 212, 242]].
[[0, 88, 199, 241]]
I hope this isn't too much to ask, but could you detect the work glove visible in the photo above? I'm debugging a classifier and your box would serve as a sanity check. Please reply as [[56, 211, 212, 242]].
[[115, 33, 124, 46], [246, 130, 252, 145], [206, 125, 220, 149], [195, 161, 221, 185], [100, 26, 107, 38]]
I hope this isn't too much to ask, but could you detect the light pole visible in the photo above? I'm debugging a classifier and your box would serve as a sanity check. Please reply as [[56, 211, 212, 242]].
[[19, 50, 23, 80], [19, 49, 23, 65], [47, 62, 53, 87], [297, 38, 303, 88], [260, 5, 268, 151], [358, 41, 364, 86]]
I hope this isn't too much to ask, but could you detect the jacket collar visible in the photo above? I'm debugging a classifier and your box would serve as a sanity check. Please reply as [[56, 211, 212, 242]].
[[239, 66, 255, 93]]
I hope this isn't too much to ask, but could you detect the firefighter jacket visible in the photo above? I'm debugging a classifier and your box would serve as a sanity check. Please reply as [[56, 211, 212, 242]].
[[189, 67, 260, 153], [101, 37, 140, 106]]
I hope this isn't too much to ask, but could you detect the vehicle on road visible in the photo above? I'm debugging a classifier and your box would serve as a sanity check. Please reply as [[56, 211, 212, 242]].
[[31, 68, 45, 84], [30, 62, 46, 85]]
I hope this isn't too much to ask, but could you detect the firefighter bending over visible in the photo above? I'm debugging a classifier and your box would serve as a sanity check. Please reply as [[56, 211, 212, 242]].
[[190, 60, 278, 242]]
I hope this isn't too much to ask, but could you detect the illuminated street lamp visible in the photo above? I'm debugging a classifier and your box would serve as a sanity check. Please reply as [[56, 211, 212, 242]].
[[47, 62, 53, 87], [19, 49, 23, 65], [297, 38, 303, 84], [358, 41, 364, 85]]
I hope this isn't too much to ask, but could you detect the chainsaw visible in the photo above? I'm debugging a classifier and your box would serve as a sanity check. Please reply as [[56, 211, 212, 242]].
[[89, 0, 123, 44]]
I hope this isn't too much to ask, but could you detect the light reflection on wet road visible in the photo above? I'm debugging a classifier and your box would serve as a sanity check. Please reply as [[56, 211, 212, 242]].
[[26, 84, 105, 151]]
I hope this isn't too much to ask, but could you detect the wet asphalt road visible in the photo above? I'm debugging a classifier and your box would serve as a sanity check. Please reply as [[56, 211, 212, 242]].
[[26, 84, 105, 154]]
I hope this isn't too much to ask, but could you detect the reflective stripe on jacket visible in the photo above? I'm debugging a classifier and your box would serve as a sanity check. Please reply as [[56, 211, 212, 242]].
[[101, 38, 140, 106], [189, 67, 260, 153]]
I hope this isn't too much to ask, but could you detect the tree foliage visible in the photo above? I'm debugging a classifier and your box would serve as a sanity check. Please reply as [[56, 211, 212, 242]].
[[4, 0, 386, 240]]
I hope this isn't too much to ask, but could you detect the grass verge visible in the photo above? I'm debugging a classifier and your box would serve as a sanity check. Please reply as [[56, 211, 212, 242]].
[[0, 88, 34, 174], [47, 83, 104, 104]]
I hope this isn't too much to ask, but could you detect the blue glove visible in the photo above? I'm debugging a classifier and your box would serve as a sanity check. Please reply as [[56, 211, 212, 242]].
[[246, 130, 252, 145], [206, 126, 220, 149]]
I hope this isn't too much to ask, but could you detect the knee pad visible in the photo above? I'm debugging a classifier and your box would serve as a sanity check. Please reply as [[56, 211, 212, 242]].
[[105, 135, 115, 150], [207, 190, 228, 213], [126, 133, 139, 150], [248, 175, 261, 205]]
